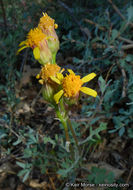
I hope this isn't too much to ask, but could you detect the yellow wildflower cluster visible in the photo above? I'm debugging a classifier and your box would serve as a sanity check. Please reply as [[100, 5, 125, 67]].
[[36, 64, 97, 104], [18, 13, 97, 105], [17, 13, 59, 65]]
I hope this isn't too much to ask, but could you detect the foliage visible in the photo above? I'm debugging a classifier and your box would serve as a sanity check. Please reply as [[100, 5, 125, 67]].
[[88, 167, 115, 184]]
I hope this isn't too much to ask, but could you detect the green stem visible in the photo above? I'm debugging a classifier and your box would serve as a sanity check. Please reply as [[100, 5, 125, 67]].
[[55, 108, 70, 146], [55, 105, 74, 157], [68, 119, 80, 152], [52, 52, 56, 64], [60, 98, 66, 114]]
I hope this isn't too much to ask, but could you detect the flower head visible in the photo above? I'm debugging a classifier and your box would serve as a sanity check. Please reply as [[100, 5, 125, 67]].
[[38, 13, 59, 55], [36, 63, 64, 104], [54, 70, 97, 104], [38, 12, 58, 31], [36, 63, 64, 85], [62, 71, 83, 98], [17, 27, 52, 65]]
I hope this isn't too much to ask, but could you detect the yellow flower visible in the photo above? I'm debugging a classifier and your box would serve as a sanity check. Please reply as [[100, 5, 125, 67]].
[[38, 12, 58, 30], [36, 63, 64, 104], [36, 63, 64, 85], [17, 27, 52, 65], [54, 70, 97, 104], [38, 13, 59, 55]]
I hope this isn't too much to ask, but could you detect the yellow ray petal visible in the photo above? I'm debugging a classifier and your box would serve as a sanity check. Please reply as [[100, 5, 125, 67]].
[[50, 76, 61, 84], [39, 79, 44, 85], [16, 46, 28, 54], [60, 68, 65, 73], [33, 47, 40, 60], [80, 87, 97, 97], [54, 90, 64, 104], [36, 74, 40, 79], [56, 73, 64, 81], [54, 23, 58, 29], [67, 69, 74, 74], [19, 40, 27, 47], [81, 73, 96, 83]]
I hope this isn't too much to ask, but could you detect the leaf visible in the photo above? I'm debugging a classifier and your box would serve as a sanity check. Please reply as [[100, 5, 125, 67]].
[[125, 54, 133, 62], [27, 133, 38, 145], [108, 129, 118, 133], [90, 116, 101, 125], [57, 156, 80, 177], [98, 162, 124, 179], [111, 29, 119, 40], [127, 6, 133, 21], [104, 89, 115, 102], [128, 128, 133, 138], [44, 136, 56, 148], [98, 76, 106, 94], [106, 172, 115, 183], [57, 169, 67, 177], [86, 162, 124, 181], [119, 127, 125, 137], [79, 122, 107, 145], [18, 169, 28, 177], [16, 161, 26, 169], [0, 133, 7, 139], [24, 148, 32, 158], [13, 138, 22, 145], [88, 166, 114, 184], [23, 170, 30, 182]]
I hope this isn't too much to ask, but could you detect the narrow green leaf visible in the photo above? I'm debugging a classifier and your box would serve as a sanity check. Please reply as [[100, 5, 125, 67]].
[[119, 127, 125, 137], [23, 170, 30, 182], [111, 29, 119, 40], [16, 161, 26, 169], [98, 76, 106, 94], [127, 6, 133, 21]]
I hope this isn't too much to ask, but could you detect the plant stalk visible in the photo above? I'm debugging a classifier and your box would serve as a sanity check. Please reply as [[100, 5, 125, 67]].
[[68, 119, 80, 152]]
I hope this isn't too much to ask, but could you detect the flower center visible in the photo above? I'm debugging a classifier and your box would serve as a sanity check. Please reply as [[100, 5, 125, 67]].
[[62, 73, 83, 97], [40, 63, 61, 82], [26, 28, 47, 48], [38, 13, 57, 30]]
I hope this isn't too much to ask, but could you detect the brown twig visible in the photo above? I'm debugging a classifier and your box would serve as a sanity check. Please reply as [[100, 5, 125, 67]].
[[121, 68, 127, 98], [84, 18, 106, 31], [92, 42, 133, 50], [108, 0, 125, 20], [84, 18, 133, 45], [46, 170, 56, 190], [65, 34, 133, 50], [93, 55, 108, 61], [126, 167, 133, 185], [68, 119, 80, 152], [30, 87, 42, 109], [105, 64, 115, 83], [0, 120, 25, 143], [20, 49, 29, 73], [123, 166, 133, 190], [116, 61, 127, 98], [106, 9, 113, 40], [118, 36, 133, 44], [0, 0, 7, 30], [108, 0, 133, 27], [121, 44, 133, 50]]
